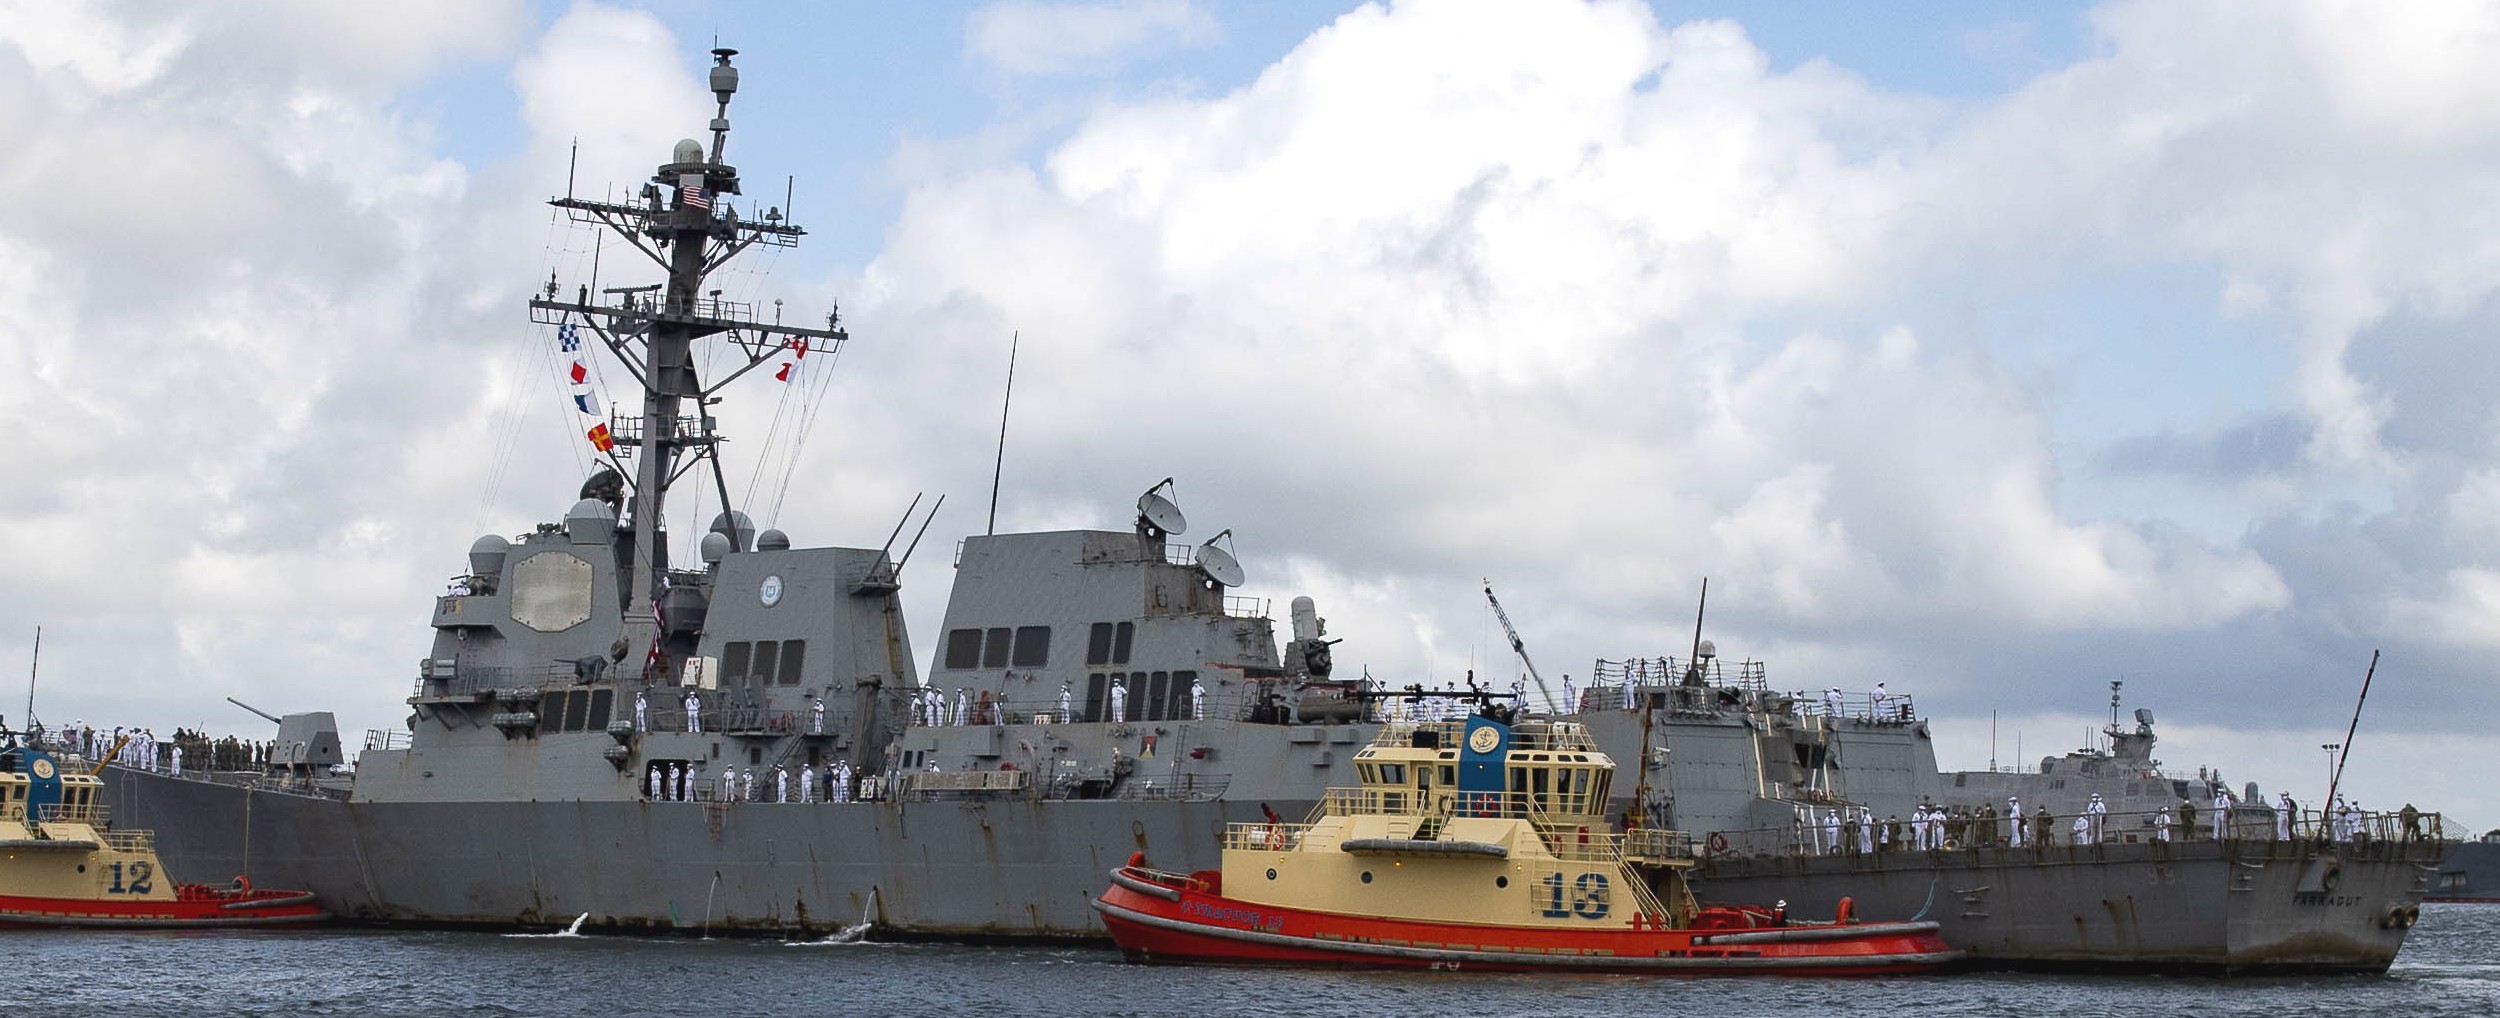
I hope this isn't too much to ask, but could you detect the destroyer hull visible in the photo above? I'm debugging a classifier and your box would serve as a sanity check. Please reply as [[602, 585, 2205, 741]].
[[1692, 839, 2439, 973], [106, 766, 1295, 936]]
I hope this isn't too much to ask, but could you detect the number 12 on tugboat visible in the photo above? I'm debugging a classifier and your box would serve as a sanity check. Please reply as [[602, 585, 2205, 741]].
[[1094, 703, 1958, 973]]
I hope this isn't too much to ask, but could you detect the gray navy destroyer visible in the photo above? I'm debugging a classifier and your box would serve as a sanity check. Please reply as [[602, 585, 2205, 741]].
[[95, 51, 2447, 971]]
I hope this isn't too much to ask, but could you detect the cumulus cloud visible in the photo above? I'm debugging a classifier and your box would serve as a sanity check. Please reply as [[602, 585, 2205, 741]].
[[966, 0, 1218, 77]]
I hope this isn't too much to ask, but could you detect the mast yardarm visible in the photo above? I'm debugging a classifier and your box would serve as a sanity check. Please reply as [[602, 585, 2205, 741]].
[[526, 48, 846, 675]]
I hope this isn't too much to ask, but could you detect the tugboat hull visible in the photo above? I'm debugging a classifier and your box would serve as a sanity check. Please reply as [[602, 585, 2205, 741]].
[[1094, 866, 1958, 974]]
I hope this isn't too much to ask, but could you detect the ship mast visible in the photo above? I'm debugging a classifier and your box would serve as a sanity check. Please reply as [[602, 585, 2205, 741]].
[[527, 48, 846, 671]]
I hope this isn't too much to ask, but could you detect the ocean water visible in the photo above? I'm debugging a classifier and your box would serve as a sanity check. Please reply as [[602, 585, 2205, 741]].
[[35, 904, 2500, 1017]]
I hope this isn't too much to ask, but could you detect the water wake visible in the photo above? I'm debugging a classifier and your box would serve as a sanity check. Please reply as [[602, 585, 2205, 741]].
[[504, 913, 591, 939]]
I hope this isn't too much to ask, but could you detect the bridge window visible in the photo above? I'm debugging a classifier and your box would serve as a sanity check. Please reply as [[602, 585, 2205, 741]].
[[982, 628, 1012, 669], [778, 640, 806, 685], [752, 642, 782, 693], [1011, 627, 1050, 668], [723, 642, 754, 685], [1086, 673, 1109, 721], [944, 629, 982, 669], [587, 688, 613, 729], [563, 690, 590, 730], [1113, 622, 1134, 664], [1087, 623, 1114, 665]]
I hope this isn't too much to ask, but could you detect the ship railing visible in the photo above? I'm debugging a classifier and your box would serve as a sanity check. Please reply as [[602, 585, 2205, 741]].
[[1307, 787, 1613, 829], [33, 802, 110, 825], [1775, 689, 1917, 725], [1118, 771, 1231, 802], [900, 769, 1032, 799], [1697, 803, 2453, 858], [363, 729, 409, 752], [1589, 656, 1771, 693]]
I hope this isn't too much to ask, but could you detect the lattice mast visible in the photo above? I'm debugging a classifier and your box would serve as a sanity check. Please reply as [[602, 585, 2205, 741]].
[[527, 48, 845, 668]]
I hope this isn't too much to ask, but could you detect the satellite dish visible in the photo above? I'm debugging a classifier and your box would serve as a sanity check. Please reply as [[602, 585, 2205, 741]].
[[1196, 529, 1245, 587], [1138, 492, 1187, 536]]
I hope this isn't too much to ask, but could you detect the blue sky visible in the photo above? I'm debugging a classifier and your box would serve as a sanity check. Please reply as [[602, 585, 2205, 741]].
[[7, 0, 2500, 825]]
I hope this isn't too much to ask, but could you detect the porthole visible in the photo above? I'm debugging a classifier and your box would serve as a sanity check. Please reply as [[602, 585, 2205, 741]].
[[1267, 868, 1278, 881], [1361, 871, 1374, 884], [1496, 876, 1508, 888]]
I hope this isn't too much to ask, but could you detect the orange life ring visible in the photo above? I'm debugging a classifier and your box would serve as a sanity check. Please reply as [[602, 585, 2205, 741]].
[[1265, 825, 1287, 850], [1836, 895, 1856, 923], [1707, 831, 1730, 854], [232, 875, 252, 892]]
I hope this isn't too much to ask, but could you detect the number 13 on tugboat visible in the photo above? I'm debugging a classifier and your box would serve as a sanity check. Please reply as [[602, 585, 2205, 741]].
[[1094, 700, 1958, 973]]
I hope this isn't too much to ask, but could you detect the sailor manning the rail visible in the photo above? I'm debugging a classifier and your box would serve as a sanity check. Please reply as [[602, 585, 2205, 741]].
[[1058, 681, 1073, 722], [2070, 814, 2091, 846], [2212, 788, 2234, 841], [2277, 792, 2296, 840], [774, 765, 789, 803], [1869, 681, 1888, 721], [647, 766, 663, 801], [1821, 809, 1841, 854], [1191, 678, 1206, 720], [1109, 680, 1128, 723], [742, 767, 758, 803], [684, 690, 703, 733], [810, 695, 825, 735], [671, 762, 686, 801], [2007, 795, 2024, 847], [634, 690, 649, 732], [799, 764, 815, 803], [1857, 806, 1875, 854], [2154, 805, 2173, 841], [833, 759, 853, 802], [955, 687, 969, 727]]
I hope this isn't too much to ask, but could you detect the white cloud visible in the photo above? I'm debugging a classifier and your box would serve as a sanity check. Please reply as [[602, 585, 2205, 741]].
[[967, 0, 1218, 77]]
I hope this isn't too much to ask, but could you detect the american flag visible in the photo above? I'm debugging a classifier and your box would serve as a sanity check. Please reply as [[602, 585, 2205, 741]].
[[679, 173, 710, 211]]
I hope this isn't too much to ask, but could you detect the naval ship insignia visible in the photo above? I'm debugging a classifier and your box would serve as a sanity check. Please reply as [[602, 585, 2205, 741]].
[[1468, 726, 1500, 754], [31, 758, 54, 779], [760, 574, 784, 607]]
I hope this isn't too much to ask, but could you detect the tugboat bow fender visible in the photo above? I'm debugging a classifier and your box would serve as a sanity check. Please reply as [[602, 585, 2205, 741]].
[[1338, 838, 1510, 858], [1691, 920, 1944, 946], [1107, 869, 1183, 902], [219, 893, 320, 911]]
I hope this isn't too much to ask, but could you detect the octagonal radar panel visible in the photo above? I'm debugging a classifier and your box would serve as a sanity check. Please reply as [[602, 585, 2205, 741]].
[[1137, 478, 1186, 536], [1196, 529, 1246, 588]]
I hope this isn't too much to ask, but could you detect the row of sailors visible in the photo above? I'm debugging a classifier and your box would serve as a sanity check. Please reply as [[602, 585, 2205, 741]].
[[643, 759, 874, 804], [1804, 790, 2414, 852], [52, 723, 191, 776], [908, 680, 1210, 728], [629, 691, 830, 735]]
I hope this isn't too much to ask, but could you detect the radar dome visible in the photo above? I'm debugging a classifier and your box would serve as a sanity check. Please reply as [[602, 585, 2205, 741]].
[[756, 529, 791, 551], [1696, 639, 1717, 659], [699, 531, 731, 565], [467, 535, 510, 577], [673, 138, 703, 165], [708, 510, 755, 553], [565, 499, 616, 545]]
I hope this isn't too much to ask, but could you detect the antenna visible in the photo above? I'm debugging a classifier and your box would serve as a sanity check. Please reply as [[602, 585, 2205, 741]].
[[988, 332, 1017, 536], [1687, 577, 1708, 681], [2324, 649, 2380, 810], [1137, 478, 1186, 536], [1196, 529, 1245, 587], [894, 493, 946, 574], [22, 625, 39, 732], [566, 137, 578, 200]]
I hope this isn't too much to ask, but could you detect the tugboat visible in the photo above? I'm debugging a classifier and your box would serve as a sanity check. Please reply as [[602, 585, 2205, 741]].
[[1093, 696, 1956, 973], [1, 743, 325, 927]]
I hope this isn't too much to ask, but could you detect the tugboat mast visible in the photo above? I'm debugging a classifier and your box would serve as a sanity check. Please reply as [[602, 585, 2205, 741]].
[[526, 48, 846, 673]]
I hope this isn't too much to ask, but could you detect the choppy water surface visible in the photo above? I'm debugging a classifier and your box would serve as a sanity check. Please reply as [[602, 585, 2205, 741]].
[[38, 904, 2500, 1017]]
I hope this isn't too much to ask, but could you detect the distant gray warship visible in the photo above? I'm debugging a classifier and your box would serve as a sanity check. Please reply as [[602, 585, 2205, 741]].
[[98, 50, 2445, 971]]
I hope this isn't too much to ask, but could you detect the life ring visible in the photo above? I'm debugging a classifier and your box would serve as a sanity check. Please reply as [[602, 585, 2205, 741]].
[[1835, 895, 1856, 924], [231, 875, 252, 892], [1265, 825, 1288, 850], [1706, 832, 1730, 855]]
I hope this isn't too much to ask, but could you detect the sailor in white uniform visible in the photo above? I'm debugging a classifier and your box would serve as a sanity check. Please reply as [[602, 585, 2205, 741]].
[[1190, 678, 1207, 720], [2070, 814, 2091, 846], [1856, 806, 1875, 854], [671, 762, 686, 801], [1109, 681, 1129, 723], [2154, 806, 2173, 841], [720, 767, 738, 802], [2276, 792, 2295, 840], [2007, 795, 2025, 847], [1821, 809, 1841, 854], [800, 764, 816, 803], [774, 765, 789, 803], [2085, 793, 2108, 843], [954, 687, 969, 727], [1823, 687, 1843, 718], [170, 744, 182, 777], [833, 759, 853, 803], [2212, 788, 2234, 841], [684, 690, 703, 733], [1058, 681, 1074, 722], [741, 768, 758, 803], [647, 766, 663, 800], [1869, 681, 1889, 721], [810, 695, 825, 735], [1561, 675, 1577, 713]]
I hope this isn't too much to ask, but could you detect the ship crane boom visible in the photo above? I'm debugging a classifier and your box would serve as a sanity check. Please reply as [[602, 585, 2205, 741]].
[[1483, 579, 1560, 713]]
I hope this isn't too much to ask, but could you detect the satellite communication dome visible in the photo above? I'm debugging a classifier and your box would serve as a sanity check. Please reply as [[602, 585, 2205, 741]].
[[756, 529, 791, 551], [1696, 639, 1717, 659], [565, 499, 617, 545], [709, 510, 756, 553], [699, 531, 731, 565], [673, 138, 704, 164], [468, 535, 510, 577]]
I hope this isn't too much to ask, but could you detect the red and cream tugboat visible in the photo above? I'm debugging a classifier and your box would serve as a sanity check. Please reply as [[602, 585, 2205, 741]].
[[1095, 700, 1956, 973], [0, 743, 326, 928]]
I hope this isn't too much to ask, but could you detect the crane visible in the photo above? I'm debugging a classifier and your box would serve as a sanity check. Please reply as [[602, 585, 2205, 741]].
[[1482, 579, 1560, 713]]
